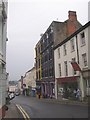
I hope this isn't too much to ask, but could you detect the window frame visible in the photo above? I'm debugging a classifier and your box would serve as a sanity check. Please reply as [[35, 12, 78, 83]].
[[64, 61, 68, 76], [57, 47, 60, 58], [80, 31, 85, 46], [82, 53, 87, 67], [70, 38, 75, 52], [63, 44, 67, 56], [58, 63, 61, 77]]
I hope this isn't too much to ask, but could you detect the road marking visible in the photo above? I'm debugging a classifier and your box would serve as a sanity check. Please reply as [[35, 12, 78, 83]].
[[16, 104, 27, 120], [19, 105, 30, 119], [16, 104, 30, 120]]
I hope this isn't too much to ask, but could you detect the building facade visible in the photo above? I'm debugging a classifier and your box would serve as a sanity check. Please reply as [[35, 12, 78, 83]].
[[35, 41, 42, 92], [54, 21, 90, 100], [35, 11, 82, 98], [25, 67, 36, 90], [21, 67, 36, 96], [0, 1, 8, 118], [88, 1, 90, 22], [18, 77, 23, 94]]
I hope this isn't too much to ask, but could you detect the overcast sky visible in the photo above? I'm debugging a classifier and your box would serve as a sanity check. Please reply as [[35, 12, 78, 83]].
[[6, 0, 89, 81]]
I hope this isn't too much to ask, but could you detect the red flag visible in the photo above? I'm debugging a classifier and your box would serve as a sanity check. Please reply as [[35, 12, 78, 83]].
[[71, 62, 81, 71]]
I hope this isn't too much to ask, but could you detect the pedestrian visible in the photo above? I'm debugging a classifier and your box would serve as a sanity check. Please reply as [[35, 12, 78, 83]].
[[73, 89, 77, 98], [76, 88, 80, 100], [38, 92, 41, 99]]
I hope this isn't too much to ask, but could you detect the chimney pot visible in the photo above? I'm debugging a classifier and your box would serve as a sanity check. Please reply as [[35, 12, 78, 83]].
[[68, 11, 77, 21]]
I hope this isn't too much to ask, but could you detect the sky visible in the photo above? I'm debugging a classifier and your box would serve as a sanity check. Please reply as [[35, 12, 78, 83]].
[[6, 0, 89, 81]]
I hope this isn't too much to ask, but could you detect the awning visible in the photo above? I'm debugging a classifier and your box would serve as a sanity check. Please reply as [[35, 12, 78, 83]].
[[56, 76, 79, 84], [70, 62, 81, 71]]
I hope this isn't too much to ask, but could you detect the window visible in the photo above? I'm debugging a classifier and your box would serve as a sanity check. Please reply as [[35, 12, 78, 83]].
[[49, 65, 53, 77], [46, 33, 48, 39], [70, 38, 75, 51], [38, 59, 40, 67], [58, 64, 61, 76], [36, 48, 37, 56], [39, 71, 40, 79], [82, 53, 87, 66], [36, 72, 38, 80], [63, 44, 67, 55], [38, 46, 40, 53], [64, 61, 68, 76], [72, 58, 76, 75], [49, 48, 52, 60], [57, 48, 60, 58], [80, 32, 85, 45]]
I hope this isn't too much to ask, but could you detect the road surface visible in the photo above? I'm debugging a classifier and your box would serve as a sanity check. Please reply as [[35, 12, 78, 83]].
[[11, 95, 88, 118]]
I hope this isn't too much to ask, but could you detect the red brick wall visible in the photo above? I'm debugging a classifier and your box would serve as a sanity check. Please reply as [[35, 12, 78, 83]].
[[67, 11, 78, 36]]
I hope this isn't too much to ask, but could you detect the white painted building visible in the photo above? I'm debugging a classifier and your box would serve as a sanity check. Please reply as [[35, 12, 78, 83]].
[[88, 1, 90, 21], [18, 79, 22, 92], [0, 1, 8, 118], [54, 21, 90, 100], [24, 67, 36, 89]]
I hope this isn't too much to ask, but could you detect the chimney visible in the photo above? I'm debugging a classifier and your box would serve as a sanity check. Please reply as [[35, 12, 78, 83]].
[[68, 11, 77, 21]]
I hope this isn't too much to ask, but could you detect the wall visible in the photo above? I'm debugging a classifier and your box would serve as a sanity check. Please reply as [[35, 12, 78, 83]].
[[54, 36, 79, 78], [0, 2, 7, 118]]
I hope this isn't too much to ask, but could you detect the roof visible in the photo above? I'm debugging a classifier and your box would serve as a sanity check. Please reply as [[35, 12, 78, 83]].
[[26, 66, 35, 74], [54, 21, 90, 50]]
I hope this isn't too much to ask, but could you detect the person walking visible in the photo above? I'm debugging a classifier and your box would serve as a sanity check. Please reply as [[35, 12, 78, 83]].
[[76, 88, 80, 100]]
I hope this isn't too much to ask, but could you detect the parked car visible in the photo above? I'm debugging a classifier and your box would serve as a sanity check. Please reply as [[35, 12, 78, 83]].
[[9, 92, 15, 100], [15, 91, 20, 96]]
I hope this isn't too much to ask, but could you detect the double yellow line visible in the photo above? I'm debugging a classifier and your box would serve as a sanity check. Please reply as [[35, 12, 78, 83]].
[[16, 104, 30, 120]]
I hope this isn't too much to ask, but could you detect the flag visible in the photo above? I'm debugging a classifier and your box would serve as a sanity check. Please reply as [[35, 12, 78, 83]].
[[71, 62, 81, 71]]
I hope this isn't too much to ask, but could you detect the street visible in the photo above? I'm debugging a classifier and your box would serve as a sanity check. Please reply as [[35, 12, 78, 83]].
[[9, 95, 88, 119]]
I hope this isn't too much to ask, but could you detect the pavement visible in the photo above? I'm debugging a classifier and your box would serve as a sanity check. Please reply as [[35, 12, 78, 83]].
[[3, 96, 88, 119], [40, 97, 88, 106], [3, 101, 23, 119]]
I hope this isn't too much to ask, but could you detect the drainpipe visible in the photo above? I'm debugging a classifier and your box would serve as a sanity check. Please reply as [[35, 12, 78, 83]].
[[76, 35, 79, 64], [76, 35, 85, 101]]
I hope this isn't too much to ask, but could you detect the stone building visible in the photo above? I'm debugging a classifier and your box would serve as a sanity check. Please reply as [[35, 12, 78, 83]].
[[0, 1, 8, 118]]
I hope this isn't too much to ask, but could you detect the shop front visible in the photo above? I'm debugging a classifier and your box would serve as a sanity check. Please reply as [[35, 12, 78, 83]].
[[41, 81, 55, 98], [56, 76, 79, 100]]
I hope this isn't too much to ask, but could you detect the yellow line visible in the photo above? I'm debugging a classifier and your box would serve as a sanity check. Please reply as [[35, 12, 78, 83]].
[[16, 104, 30, 120], [19, 105, 30, 119], [16, 104, 27, 120]]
